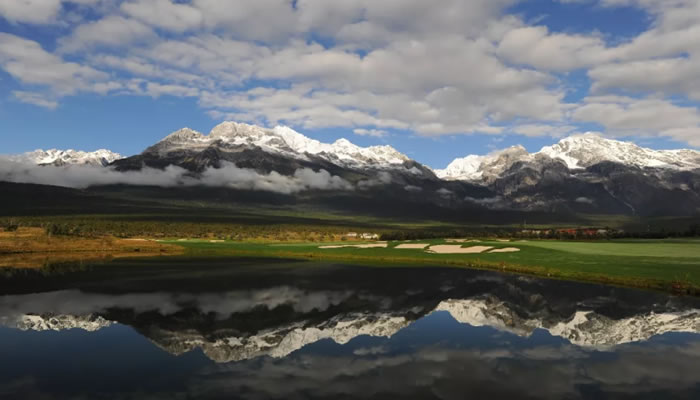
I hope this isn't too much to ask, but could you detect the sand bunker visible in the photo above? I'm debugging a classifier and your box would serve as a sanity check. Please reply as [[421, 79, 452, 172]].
[[394, 243, 429, 249], [427, 245, 493, 254], [489, 247, 521, 253], [496, 239, 511, 242], [445, 239, 481, 243], [209, 240, 225, 243], [319, 243, 388, 249]]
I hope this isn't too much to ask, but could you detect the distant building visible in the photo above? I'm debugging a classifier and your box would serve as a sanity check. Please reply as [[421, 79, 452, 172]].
[[360, 233, 379, 240], [347, 232, 358, 238]]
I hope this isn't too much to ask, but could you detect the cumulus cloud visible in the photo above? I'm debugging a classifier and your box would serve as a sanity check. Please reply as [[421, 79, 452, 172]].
[[573, 96, 700, 145], [0, 33, 109, 96], [0, 0, 62, 24], [0, 0, 699, 148], [353, 128, 387, 138], [357, 171, 392, 190], [12, 91, 58, 109], [58, 15, 156, 52], [0, 159, 354, 194], [121, 0, 203, 33]]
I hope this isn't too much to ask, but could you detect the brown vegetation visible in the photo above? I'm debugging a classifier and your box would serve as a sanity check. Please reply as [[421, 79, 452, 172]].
[[0, 227, 183, 268]]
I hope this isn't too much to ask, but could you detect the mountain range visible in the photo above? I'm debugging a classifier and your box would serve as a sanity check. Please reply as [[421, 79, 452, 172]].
[[4, 121, 700, 217]]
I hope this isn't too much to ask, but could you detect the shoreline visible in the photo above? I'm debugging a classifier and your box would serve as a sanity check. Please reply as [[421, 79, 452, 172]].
[[177, 249, 700, 297]]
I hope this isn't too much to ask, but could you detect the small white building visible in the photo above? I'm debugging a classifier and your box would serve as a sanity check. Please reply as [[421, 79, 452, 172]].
[[360, 233, 379, 240]]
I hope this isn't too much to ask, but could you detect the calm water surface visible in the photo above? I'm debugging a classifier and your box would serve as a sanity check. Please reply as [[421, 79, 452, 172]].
[[1, 258, 699, 399]]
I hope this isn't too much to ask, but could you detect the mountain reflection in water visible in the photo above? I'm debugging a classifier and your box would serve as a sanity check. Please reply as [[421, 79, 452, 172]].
[[1, 258, 699, 399]]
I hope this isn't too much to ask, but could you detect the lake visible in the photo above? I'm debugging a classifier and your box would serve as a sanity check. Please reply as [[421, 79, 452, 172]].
[[1, 257, 699, 399]]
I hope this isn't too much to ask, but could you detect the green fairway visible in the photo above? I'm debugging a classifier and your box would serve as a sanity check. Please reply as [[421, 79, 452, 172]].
[[163, 238, 700, 295], [518, 239, 700, 258]]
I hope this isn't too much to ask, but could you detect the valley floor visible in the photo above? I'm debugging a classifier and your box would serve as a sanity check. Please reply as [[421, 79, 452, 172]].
[[1, 225, 698, 296]]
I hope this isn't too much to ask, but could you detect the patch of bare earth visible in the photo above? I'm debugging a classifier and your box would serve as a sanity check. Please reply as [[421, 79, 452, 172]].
[[426, 245, 494, 254], [319, 242, 388, 249], [394, 243, 429, 249], [489, 247, 521, 253]]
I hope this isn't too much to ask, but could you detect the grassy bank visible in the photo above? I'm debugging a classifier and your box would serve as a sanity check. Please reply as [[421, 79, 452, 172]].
[[164, 238, 700, 295]]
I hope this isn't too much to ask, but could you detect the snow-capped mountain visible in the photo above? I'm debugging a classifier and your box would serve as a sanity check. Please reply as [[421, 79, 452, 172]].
[[540, 133, 700, 170], [437, 133, 700, 182], [3, 125, 700, 216], [149, 312, 411, 363], [4, 313, 113, 332], [436, 145, 534, 182], [9, 299, 699, 361], [16, 149, 123, 167], [146, 121, 410, 170], [436, 298, 700, 348]]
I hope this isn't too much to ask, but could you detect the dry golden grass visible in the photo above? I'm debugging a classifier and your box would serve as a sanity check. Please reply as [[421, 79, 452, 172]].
[[0, 227, 183, 268]]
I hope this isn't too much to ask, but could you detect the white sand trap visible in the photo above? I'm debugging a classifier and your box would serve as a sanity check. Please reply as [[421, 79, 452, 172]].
[[489, 247, 521, 253], [319, 242, 388, 249], [445, 239, 481, 243], [496, 239, 511, 242], [394, 243, 429, 249], [209, 240, 225, 243], [427, 245, 493, 254]]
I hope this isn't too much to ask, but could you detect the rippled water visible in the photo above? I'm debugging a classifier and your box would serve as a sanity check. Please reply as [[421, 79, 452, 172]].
[[1, 258, 699, 399]]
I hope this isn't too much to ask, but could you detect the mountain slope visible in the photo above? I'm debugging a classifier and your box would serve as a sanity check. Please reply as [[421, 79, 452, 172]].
[[437, 134, 700, 216], [125, 121, 416, 173]]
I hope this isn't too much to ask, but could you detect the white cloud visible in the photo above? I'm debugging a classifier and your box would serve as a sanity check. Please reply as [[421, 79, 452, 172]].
[[121, 0, 203, 33], [0, 33, 108, 95], [0, 0, 62, 24], [1, 0, 699, 149], [498, 26, 612, 71], [510, 124, 577, 137], [573, 96, 700, 145], [59, 15, 155, 52], [12, 90, 58, 109], [590, 57, 700, 100], [0, 158, 355, 194], [353, 129, 387, 138]]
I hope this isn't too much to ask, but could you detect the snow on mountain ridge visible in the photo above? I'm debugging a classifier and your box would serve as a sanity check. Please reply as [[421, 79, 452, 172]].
[[18, 149, 123, 167], [435, 145, 532, 182], [539, 133, 700, 170], [10, 298, 698, 362], [435, 298, 700, 348], [150, 121, 410, 169], [437, 133, 700, 182]]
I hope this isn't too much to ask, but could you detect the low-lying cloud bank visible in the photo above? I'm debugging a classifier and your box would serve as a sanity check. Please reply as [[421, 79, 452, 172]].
[[0, 159, 353, 194]]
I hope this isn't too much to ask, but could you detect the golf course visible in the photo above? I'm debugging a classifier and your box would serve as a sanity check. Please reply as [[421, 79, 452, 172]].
[[162, 237, 700, 295]]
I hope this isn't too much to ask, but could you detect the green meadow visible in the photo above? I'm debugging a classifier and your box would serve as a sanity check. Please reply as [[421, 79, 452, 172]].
[[165, 238, 700, 295]]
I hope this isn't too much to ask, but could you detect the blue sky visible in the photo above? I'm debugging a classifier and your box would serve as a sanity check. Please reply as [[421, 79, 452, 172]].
[[0, 0, 699, 168]]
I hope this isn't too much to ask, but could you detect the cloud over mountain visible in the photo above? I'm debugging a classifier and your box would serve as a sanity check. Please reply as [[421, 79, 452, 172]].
[[0, 158, 353, 194]]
